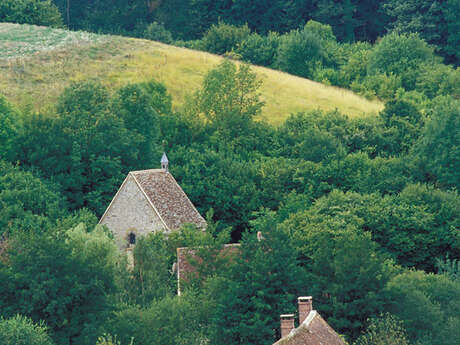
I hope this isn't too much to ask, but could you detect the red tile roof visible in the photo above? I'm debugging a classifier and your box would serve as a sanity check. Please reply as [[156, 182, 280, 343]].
[[176, 243, 241, 294], [130, 169, 207, 231], [273, 311, 346, 345]]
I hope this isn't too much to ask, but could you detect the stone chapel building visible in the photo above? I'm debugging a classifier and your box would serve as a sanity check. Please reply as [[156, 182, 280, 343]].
[[99, 153, 206, 250]]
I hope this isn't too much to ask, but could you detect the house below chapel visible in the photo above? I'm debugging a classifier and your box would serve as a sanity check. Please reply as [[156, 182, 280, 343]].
[[99, 154, 206, 250]]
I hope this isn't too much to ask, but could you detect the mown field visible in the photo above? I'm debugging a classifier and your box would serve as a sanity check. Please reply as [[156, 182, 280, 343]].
[[0, 23, 383, 124]]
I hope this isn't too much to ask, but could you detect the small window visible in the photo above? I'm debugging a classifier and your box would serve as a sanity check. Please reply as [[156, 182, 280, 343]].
[[128, 232, 136, 245]]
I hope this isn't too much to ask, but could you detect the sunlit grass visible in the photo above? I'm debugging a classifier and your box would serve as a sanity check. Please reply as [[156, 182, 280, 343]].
[[0, 23, 383, 124]]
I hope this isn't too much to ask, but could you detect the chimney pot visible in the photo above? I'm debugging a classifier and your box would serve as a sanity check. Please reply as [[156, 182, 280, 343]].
[[298, 296, 313, 324], [280, 314, 295, 338]]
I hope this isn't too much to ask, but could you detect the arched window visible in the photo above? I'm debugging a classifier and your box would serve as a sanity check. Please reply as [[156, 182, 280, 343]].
[[128, 232, 136, 245]]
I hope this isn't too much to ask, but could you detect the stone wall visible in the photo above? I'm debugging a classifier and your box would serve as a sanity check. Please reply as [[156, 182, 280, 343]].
[[100, 174, 167, 249]]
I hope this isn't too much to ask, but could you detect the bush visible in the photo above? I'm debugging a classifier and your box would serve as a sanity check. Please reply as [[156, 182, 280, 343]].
[[303, 20, 336, 42], [0, 226, 118, 345], [276, 28, 323, 78], [338, 43, 372, 86], [367, 32, 437, 90], [413, 96, 460, 189], [416, 63, 460, 98], [354, 313, 410, 345], [237, 32, 280, 67], [384, 270, 460, 345], [202, 21, 251, 55], [0, 315, 55, 345], [0, 161, 66, 235], [362, 73, 402, 100], [107, 294, 209, 345], [379, 99, 424, 155], [143, 22, 173, 44], [0, 0, 62, 27]]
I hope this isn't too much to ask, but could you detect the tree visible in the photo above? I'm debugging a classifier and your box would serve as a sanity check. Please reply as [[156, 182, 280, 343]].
[[201, 21, 251, 55], [354, 313, 410, 345], [367, 32, 437, 90], [302, 187, 460, 272], [413, 96, 460, 189], [444, 0, 460, 65], [229, 0, 303, 34], [384, 0, 459, 65], [0, 0, 62, 27], [210, 212, 305, 345], [143, 21, 173, 43], [112, 83, 161, 169], [281, 210, 397, 340], [384, 270, 460, 345], [0, 224, 118, 345], [236, 32, 280, 67], [169, 146, 260, 238], [276, 27, 324, 78], [124, 232, 176, 305], [190, 60, 264, 145], [16, 82, 139, 214], [379, 99, 423, 155], [0, 161, 66, 235], [107, 293, 210, 345], [0, 315, 55, 345]]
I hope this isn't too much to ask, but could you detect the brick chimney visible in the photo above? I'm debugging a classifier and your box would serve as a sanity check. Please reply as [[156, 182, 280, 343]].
[[298, 296, 313, 324], [280, 314, 295, 338]]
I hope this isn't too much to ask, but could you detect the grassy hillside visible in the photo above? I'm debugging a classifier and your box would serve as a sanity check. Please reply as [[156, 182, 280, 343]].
[[0, 23, 383, 125]]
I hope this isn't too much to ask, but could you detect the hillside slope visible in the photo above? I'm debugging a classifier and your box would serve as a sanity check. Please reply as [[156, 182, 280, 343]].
[[0, 23, 383, 124]]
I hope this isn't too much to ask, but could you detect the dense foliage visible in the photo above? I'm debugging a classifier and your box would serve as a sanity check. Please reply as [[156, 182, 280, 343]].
[[0, 0, 62, 27], [0, 2, 459, 343], [41, 1, 458, 66], [0, 315, 55, 345]]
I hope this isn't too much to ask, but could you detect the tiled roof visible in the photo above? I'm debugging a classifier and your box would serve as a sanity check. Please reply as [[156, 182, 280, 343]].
[[176, 244, 241, 294], [130, 169, 207, 231], [273, 311, 346, 345]]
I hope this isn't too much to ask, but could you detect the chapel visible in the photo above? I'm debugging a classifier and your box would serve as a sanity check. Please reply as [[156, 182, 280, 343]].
[[99, 153, 206, 250]]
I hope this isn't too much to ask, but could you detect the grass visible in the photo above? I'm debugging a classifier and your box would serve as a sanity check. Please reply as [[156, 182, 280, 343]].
[[0, 23, 384, 125]]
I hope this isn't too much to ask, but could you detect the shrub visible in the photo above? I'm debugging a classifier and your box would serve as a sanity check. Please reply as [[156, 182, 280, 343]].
[[313, 67, 341, 85], [367, 32, 437, 90], [354, 313, 410, 345], [0, 161, 66, 235], [416, 63, 460, 98], [107, 294, 209, 345], [0, 0, 62, 27], [338, 43, 372, 87], [362, 73, 402, 100], [143, 22, 173, 44], [237, 32, 280, 67], [276, 29, 323, 78], [384, 270, 460, 345], [202, 21, 251, 55], [303, 20, 336, 42], [0, 315, 55, 345], [413, 96, 460, 189]]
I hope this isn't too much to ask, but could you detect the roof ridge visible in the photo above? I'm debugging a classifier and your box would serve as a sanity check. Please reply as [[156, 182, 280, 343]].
[[131, 168, 165, 174]]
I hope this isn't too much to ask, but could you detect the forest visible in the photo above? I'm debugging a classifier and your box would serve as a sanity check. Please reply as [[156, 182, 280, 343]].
[[0, 1, 459, 345]]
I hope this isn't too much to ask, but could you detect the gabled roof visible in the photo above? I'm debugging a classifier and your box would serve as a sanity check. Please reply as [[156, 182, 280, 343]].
[[130, 169, 206, 230], [273, 310, 346, 345]]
